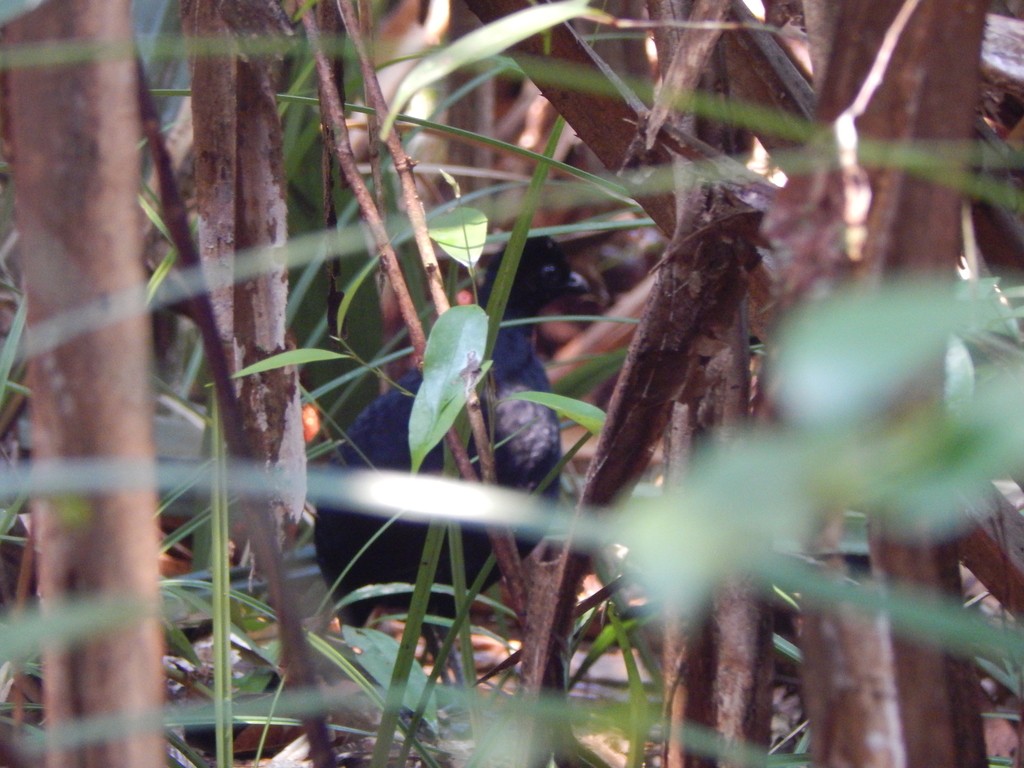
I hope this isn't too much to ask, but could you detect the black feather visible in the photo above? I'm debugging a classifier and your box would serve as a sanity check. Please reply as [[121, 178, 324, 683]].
[[315, 237, 586, 625]]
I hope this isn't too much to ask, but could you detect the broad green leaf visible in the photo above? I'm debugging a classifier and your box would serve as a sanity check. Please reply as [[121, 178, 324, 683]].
[[774, 281, 975, 427], [382, 0, 601, 136], [429, 207, 488, 267], [342, 626, 437, 723], [504, 391, 606, 434], [233, 348, 349, 378], [409, 305, 489, 472]]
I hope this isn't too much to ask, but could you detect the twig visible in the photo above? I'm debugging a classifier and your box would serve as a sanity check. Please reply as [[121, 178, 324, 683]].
[[301, 12, 428, 364], [306, 9, 499, 490], [833, 0, 923, 261], [332, 0, 501, 489], [333, 0, 450, 315]]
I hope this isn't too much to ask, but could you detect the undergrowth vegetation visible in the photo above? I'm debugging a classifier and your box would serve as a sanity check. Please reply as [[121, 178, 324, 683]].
[[2, 1, 1024, 767]]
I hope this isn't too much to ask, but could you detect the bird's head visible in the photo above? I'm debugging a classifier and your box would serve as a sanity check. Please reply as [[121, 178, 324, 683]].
[[481, 236, 588, 318]]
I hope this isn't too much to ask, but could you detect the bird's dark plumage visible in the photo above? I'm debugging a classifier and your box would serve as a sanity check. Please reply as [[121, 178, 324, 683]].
[[315, 237, 586, 626]]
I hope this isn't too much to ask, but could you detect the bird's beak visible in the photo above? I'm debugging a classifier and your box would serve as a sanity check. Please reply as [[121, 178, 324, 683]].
[[565, 270, 589, 296]]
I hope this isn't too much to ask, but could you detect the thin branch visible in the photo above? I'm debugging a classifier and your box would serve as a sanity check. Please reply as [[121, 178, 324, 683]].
[[311, 4, 499, 488], [333, 0, 450, 316], [334, 0, 499, 485], [302, 11, 428, 364], [329, 0, 518, 603], [833, 0, 923, 261]]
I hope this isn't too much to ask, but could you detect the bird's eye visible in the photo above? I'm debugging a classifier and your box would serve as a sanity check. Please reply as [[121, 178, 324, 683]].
[[540, 263, 560, 282]]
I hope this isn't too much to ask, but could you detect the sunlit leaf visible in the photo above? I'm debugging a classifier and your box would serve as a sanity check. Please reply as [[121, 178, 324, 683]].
[[429, 207, 488, 267], [146, 248, 177, 305], [233, 348, 349, 378], [409, 306, 489, 472], [504, 391, 605, 434], [439, 168, 461, 198], [382, 0, 601, 136]]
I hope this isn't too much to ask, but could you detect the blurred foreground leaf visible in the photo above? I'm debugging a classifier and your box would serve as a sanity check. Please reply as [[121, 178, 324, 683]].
[[0, 598, 154, 662], [774, 281, 978, 427]]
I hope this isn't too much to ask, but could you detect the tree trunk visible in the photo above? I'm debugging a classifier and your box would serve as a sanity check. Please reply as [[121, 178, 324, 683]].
[[765, 1, 991, 766], [5, 2, 164, 767], [181, 0, 307, 544]]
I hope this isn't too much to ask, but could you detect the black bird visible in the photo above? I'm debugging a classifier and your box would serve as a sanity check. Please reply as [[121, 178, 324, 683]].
[[315, 237, 587, 626]]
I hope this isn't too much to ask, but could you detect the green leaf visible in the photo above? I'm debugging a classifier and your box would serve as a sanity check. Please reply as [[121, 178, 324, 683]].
[[233, 348, 349, 378], [382, 0, 599, 136], [0, 299, 26, 400], [504, 391, 605, 434], [429, 207, 488, 267], [341, 626, 437, 724], [774, 281, 975, 427], [439, 169, 461, 198], [146, 248, 178, 305], [615, 430, 821, 614], [409, 305, 489, 472], [334, 252, 380, 339]]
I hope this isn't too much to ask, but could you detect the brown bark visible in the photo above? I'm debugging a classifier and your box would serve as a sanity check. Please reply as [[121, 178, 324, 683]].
[[870, 532, 987, 768], [679, 581, 773, 768], [464, 0, 774, 238], [721, 0, 814, 152], [137, 56, 335, 768], [961, 490, 1024, 615], [856, 1, 986, 276], [181, 0, 307, 537], [797, 514, 906, 768], [852, 2, 989, 765], [659, 299, 772, 768], [766, 1, 991, 766], [5, 2, 163, 767], [233, 56, 307, 528], [181, 0, 237, 340], [802, 0, 840, 84], [447, 0, 494, 195], [799, 586, 904, 768], [582, 210, 757, 508]]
